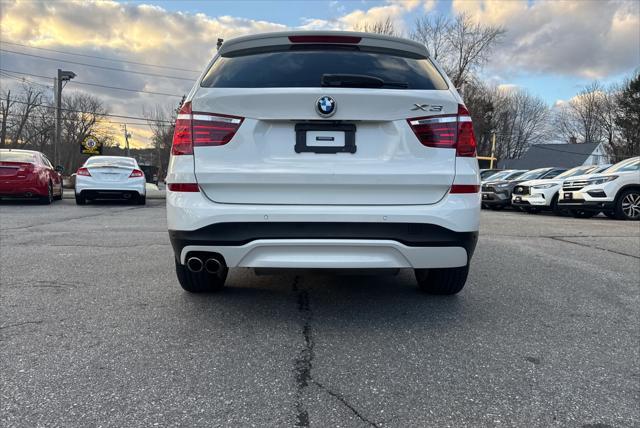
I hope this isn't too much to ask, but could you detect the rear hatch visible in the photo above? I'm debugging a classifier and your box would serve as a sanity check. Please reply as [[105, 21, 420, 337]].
[[190, 36, 459, 205]]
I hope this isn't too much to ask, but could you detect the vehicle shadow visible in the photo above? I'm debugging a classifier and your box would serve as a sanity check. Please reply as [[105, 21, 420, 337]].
[[172, 269, 473, 331]]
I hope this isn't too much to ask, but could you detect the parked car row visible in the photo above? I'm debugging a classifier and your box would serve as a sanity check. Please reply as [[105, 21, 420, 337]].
[[481, 156, 640, 220], [0, 149, 146, 205]]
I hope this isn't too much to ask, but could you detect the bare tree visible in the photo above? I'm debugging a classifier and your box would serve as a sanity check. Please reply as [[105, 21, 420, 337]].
[[409, 13, 505, 88], [0, 89, 14, 148], [353, 17, 399, 36], [464, 80, 549, 161], [59, 92, 112, 172], [554, 81, 607, 145], [143, 96, 183, 179], [499, 89, 550, 159], [9, 84, 44, 148], [411, 15, 451, 61]]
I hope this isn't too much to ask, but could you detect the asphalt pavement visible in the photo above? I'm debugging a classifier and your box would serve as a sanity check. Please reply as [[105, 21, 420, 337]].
[[1, 200, 638, 427]]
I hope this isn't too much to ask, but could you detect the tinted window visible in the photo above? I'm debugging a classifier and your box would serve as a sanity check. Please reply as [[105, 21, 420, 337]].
[[503, 170, 526, 180], [201, 46, 448, 90], [85, 157, 136, 168], [0, 151, 35, 163]]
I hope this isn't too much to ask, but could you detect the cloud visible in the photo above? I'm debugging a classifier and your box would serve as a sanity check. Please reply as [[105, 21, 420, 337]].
[[299, 0, 420, 33], [451, 0, 640, 79], [0, 0, 288, 148]]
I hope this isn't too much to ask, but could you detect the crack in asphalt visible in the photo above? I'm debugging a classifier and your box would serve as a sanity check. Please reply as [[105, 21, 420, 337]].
[[313, 380, 381, 428], [546, 236, 640, 259], [0, 206, 142, 232], [0, 320, 43, 330], [291, 277, 379, 428]]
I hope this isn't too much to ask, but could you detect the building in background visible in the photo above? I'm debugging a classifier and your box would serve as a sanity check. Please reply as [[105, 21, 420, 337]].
[[499, 143, 609, 169]]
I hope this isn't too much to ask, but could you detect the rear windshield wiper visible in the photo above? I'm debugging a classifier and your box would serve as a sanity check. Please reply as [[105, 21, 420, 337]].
[[321, 74, 409, 89]]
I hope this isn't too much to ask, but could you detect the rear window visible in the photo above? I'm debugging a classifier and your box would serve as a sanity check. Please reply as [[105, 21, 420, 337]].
[[0, 151, 35, 163], [85, 157, 136, 168], [201, 45, 448, 90]]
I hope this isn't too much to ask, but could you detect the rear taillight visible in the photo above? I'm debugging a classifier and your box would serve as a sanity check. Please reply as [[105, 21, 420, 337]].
[[171, 101, 244, 156], [129, 169, 144, 178], [77, 167, 91, 176], [407, 104, 477, 157], [168, 183, 199, 192], [172, 101, 193, 155]]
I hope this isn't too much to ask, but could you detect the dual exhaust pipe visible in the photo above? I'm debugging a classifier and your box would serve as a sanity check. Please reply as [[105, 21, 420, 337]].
[[186, 255, 225, 274]]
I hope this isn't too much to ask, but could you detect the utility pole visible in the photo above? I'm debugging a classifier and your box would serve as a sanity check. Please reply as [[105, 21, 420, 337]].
[[53, 69, 76, 166], [122, 124, 131, 157], [54, 75, 59, 165], [490, 131, 497, 169]]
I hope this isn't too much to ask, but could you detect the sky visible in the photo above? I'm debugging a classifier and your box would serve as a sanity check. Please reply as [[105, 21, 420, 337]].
[[0, 0, 639, 148]]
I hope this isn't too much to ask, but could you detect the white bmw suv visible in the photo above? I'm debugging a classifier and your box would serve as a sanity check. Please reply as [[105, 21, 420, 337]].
[[166, 31, 480, 294]]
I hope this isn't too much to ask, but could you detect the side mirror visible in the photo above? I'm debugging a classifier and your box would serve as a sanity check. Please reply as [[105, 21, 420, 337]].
[[55, 165, 64, 173]]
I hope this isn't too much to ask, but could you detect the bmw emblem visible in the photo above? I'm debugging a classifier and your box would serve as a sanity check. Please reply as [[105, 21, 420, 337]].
[[316, 96, 336, 117]]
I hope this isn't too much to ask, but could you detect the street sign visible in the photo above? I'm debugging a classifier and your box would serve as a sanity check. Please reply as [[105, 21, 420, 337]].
[[80, 135, 102, 155]]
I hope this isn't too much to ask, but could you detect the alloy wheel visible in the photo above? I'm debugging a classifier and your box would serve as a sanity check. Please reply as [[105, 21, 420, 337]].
[[621, 192, 640, 219]]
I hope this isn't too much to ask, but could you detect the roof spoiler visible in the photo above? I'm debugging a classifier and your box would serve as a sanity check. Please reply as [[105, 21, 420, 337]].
[[218, 31, 430, 58]]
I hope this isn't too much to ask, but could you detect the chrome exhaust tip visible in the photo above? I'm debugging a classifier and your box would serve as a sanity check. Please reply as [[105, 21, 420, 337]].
[[186, 257, 203, 273], [204, 258, 222, 274]]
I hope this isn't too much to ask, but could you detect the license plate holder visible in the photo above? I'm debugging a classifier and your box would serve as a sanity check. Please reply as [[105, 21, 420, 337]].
[[295, 123, 356, 154]]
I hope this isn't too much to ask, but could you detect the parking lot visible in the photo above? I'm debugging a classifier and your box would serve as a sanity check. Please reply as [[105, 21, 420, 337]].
[[1, 200, 638, 427]]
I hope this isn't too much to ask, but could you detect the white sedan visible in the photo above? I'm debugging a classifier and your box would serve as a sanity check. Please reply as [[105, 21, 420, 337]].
[[75, 156, 146, 205]]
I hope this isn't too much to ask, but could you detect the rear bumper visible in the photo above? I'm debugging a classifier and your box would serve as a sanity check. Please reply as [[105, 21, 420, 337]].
[[75, 178, 146, 197], [167, 190, 479, 269], [0, 183, 46, 197], [170, 222, 478, 268]]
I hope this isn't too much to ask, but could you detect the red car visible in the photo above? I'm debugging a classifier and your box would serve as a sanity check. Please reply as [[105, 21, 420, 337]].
[[0, 149, 64, 204]]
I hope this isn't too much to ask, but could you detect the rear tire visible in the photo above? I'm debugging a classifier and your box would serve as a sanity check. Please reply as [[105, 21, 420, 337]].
[[53, 183, 63, 201], [137, 194, 146, 205], [489, 205, 504, 211], [614, 189, 640, 220], [175, 259, 227, 293], [75, 193, 86, 205], [39, 183, 53, 205], [571, 209, 597, 219], [415, 265, 469, 295]]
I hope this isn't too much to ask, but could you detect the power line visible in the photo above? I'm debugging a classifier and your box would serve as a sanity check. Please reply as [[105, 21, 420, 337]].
[[0, 71, 53, 90], [7, 99, 174, 124], [0, 40, 200, 73], [0, 49, 195, 82], [1, 111, 162, 127], [0, 68, 183, 97]]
